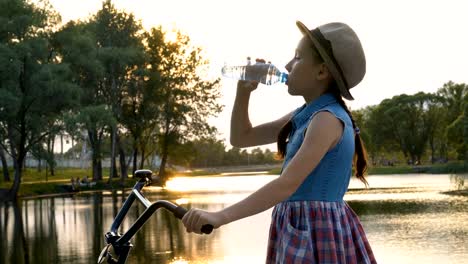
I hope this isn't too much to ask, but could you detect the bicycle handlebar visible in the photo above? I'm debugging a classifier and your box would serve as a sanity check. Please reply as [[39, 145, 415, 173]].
[[98, 170, 213, 264]]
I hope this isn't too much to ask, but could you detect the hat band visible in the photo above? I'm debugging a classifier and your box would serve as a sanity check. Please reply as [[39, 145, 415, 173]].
[[311, 28, 349, 89]]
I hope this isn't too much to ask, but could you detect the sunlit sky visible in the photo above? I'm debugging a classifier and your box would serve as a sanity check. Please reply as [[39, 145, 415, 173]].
[[48, 0, 468, 151]]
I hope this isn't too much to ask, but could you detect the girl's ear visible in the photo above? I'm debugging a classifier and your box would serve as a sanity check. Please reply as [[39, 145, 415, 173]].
[[317, 63, 331, 81]]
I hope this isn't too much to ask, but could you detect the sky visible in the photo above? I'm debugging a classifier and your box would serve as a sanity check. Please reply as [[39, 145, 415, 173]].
[[47, 0, 468, 152]]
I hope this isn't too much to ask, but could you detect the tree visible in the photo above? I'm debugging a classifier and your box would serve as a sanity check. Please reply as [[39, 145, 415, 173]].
[[90, 0, 146, 182], [121, 79, 161, 174], [352, 107, 380, 164], [54, 20, 106, 181], [55, 1, 145, 182], [447, 113, 465, 159], [372, 92, 440, 164], [145, 27, 222, 182], [190, 137, 226, 167], [224, 147, 242, 166], [68, 105, 115, 181], [263, 149, 278, 164], [445, 91, 468, 161], [366, 103, 400, 164], [437, 81, 468, 160], [120, 35, 160, 174], [0, 0, 79, 201], [437, 81, 467, 123], [425, 96, 446, 163], [251, 147, 265, 164]]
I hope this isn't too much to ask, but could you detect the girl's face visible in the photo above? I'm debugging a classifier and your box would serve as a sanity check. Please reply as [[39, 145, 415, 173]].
[[285, 37, 330, 102]]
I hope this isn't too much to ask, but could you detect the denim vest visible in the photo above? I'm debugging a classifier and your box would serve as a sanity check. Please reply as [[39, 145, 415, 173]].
[[282, 93, 355, 202]]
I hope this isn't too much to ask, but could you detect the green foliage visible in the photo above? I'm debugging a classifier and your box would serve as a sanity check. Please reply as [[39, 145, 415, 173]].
[[352, 81, 468, 167], [143, 27, 223, 179], [186, 137, 281, 168], [0, 0, 80, 200], [364, 91, 447, 164]]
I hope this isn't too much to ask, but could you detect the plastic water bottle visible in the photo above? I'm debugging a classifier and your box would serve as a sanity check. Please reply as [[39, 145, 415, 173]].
[[221, 59, 288, 85]]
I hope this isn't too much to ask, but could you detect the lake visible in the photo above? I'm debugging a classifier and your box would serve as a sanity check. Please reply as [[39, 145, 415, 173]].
[[0, 173, 467, 263]]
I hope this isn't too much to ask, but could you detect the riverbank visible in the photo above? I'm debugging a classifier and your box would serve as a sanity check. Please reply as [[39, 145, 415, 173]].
[[1, 162, 467, 198], [0, 168, 138, 199], [266, 161, 468, 175], [441, 189, 468, 196]]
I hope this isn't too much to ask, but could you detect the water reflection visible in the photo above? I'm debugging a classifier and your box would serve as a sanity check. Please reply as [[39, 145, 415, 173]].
[[450, 173, 466, 190], [0, 201, 29, 264], [0, 173, 466, 263]]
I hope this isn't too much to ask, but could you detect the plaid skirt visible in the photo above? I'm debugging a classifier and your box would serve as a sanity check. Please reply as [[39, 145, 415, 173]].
[[266, 200, 377, 264]]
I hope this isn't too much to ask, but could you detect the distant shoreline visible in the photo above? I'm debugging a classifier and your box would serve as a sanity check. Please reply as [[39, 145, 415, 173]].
[[2, 162, 467, 199], [18, 183, 468, 200], [185, 162, 468, 176]]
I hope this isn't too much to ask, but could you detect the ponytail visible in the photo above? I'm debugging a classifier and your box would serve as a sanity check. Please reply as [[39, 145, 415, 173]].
[[277, 120, 292, 159], [330, 86, 369, 187]]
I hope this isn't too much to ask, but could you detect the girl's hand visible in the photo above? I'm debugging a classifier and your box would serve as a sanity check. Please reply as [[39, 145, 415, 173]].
[[182, 208, 225, 234], [237, 80, 259, 93], [236, 57, 267, 93]]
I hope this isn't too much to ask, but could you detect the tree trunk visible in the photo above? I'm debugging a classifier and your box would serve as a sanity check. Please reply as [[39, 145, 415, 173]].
[[0, 126, 21, 201], [7, 156, 24, 201], [158, 114, 172, 183], [50, 135, 55, 176], [132, 147, 137, 177], [116, 133, 128, 182], [92, 157, 103, 182], [0, 146, 10, 182], [139, 148, 145, 169], [60, 133, 63, 156], [158, 147, 168, 183], [430, 138, 435, 164], [46, 137, 50, 181], [45, 161, 48, 182], [37, 158, 41, 172], [89, 129, 103, 181], [158, 131, 170, 183], [109, 127, 117, 182]]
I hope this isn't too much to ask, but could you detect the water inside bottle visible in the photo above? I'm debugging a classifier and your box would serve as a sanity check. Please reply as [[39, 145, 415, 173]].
[[221, 64, 287, 85]]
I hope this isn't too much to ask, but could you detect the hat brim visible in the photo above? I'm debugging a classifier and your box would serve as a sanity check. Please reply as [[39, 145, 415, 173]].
[[296, 21, 354, 100]]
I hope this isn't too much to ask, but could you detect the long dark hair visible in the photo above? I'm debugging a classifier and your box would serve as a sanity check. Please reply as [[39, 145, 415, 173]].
[[277, 46, 369, 186]]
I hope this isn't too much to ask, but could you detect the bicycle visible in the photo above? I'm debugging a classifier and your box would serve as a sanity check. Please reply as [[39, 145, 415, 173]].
[[97, 170, 213, 264]]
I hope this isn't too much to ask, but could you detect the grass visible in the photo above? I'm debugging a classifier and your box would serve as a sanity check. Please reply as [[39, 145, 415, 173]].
[[369, 161, 468, 174], [0, 167, 94, 183], [0, 167, 139, 198]]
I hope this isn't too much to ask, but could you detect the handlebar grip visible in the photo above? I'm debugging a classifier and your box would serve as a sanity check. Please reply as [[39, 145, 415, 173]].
[[173, 206, 188, 219], [173, 206, 214, 234]]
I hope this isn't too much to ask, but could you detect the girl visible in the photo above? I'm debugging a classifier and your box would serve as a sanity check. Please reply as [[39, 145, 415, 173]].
[[182, 21, 377, 264]]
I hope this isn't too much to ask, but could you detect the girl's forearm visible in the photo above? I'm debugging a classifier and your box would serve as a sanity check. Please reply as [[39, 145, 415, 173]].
[[230, 89, 252, 147], [218, 177, 296, 225]]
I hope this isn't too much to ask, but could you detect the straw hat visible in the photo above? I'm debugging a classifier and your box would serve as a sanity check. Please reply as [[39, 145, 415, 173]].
[[296, 21, 366, 100]]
